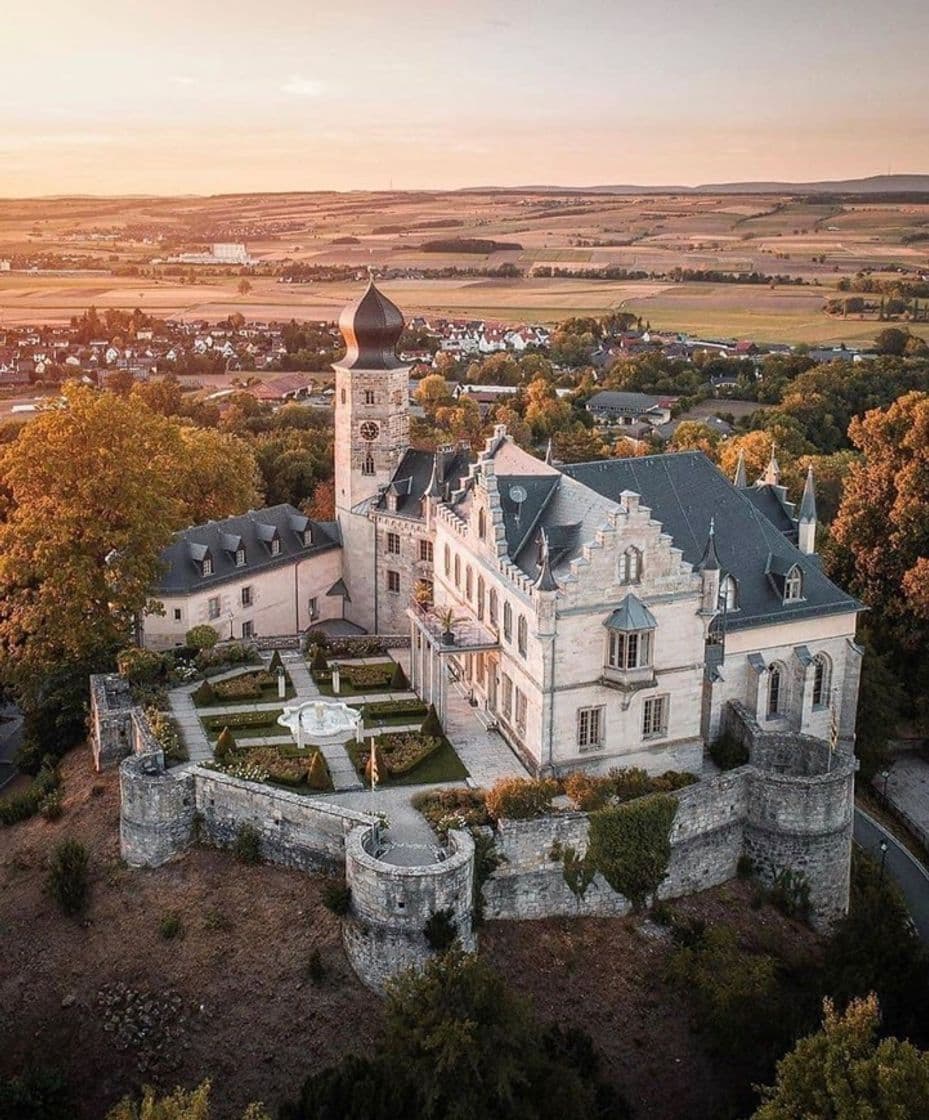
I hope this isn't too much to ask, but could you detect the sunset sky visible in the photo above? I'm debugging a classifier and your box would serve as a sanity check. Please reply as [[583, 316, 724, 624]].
[[3, 0, 927, 195]]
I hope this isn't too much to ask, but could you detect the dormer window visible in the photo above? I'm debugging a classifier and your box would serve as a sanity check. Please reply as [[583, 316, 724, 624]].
[[270, 537, 281, 556], [719, 575, 738, 612], [202, 556, 213, 576], [235, 547, 246, 567], [784, 565, 803, 602], [302, 528, 312, 547], [603, 593, 657, 683], [619, 546, 642, 584]]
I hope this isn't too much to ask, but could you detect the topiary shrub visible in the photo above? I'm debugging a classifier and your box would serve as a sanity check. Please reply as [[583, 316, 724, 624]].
[[586, 793, 678, 911], [364, 743, 388, 786], [40, 790, 63, 821], [185, 624, 219, 651], [268, 649, 284, 674], [191, 679, 216, 706], [390, 661, 409, 691], [561, 844, 596, 909], [214, 726, 237, 765], [307, 750, 330, 791], [46, 837, 89, 915], [709, 732, 749, 772], [309, 644, 329, 675], [420, 704, 443, 739], [485, 777, 559, 821], [322, 880, 351, 916], [423, 908, 457, 952], [233, 823, 261, 864]]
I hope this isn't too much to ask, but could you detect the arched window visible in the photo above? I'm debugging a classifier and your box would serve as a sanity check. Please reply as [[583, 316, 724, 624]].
[[361, 453, 375, 476], [812, 654, 831, 707], [453, 555, 461, 588], [477, 575, 485, 621], [767, 663, 784, 717], [444, 544, 451, 577], [719, 575, 738, 612], [478, 508, 486, 540], [517, 615, 528, 657], [465, 565, 473, 602], [619, 546, 643, 584], [488, 588, 498, 626], [784, 565, 803, 602], [503, 601, 512, 642]]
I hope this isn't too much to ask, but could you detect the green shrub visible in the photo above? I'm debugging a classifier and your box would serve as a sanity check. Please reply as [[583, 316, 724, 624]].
[[670, 915, 707, 948], [0, 762, 59, 827], [46, 838, 89, 915], [191, 679, 216, 706], [423, 908, 457, 952], [652, 770, 699, 792], [144, 707, 186, 763], [322, 881, 351, 916], [485, 777, 558, 821], [243, 747, 307, 785], [363, 698, 429, 720], [307, 751, 330, 791], [709, 732, 750, 771], [309, 644, 329, 674], [215, 727, 237, 765], [651, 899, 674, 926], [158, 911, 184, 940], [212, 670, 275, 701], [186, 624, 219, 651], [561, 844, 596, 906], [586, 794, 678, 910], [234, 823, 261, 864], [609, 766, 654, 802], [344, 664, 392, 690], [413, 787, 490, 831], [471, 832, 501, 927], [268, 649, 284, 674], [116, 646, 165, 685], [390, 661, 409, 690], [371, 733, 441, 776], [39, 791, 63, 821], [203, 709, 283, 733], [420, 704, 443, 739], [737, 854, 755, 879], [0, 1065, 72, 1120], [768, 868, 811, 922]]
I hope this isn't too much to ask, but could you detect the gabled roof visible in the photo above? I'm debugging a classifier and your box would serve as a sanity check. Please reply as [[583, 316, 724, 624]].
[[561, 452, 861, 630], [154, 505, 340, 595], [603, 594, 658, 632], [497, 474, 560, 558], [375, 446, 472, 519]]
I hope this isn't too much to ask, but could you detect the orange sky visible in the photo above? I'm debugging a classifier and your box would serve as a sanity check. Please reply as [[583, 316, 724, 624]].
[[2, 0, 927, 195]]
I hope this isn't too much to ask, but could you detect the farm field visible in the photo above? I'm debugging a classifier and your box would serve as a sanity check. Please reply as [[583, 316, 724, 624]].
[[1, 189, 928, 342]]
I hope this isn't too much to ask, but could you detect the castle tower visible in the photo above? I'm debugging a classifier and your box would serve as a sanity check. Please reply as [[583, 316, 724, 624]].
[[333, 281, 411, 630]]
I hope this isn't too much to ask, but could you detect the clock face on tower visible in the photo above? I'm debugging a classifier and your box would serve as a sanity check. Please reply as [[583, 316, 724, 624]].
[[359, 421, 380, 442]]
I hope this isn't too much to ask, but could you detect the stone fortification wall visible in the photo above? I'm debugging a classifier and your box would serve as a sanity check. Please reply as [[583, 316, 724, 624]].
[[343, 827, 476, 992], [90, 674, 134, 772]]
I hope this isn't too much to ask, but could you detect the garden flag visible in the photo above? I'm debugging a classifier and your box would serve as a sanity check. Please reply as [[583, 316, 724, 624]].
[[369, 738, 379, 790]]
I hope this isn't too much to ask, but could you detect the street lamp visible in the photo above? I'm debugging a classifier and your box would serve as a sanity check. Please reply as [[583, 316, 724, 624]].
[[879, 839, 888, 888], [881, 769, 891, 806]]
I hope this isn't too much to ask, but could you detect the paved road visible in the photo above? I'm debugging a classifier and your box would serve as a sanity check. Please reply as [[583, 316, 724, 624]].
[[854, 806, 929, 943]]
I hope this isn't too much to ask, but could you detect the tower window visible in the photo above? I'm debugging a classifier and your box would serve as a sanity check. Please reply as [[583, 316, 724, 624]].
[[477, 575, 485, 621], [465, 565, 473, 601], [642, 695, 668, 739], [419, 539, 433, 563], [503, 601, 512, 642], [812, 654, 831, 707], [387, 570, 400, 593], [768, 664, 784, 717], [517, 614, 528, 657], [387, 532, 401, 555], [489, 589, 498, 626], [235, 547, 246, 567], [719, 575, 738, 611], [619, 546, 642, 584], [478, 508, 486, 540], [784, 566, 803, 602], [607, 630, 652, 670], [444, 544, 451, 577], [364, 389, 376, 405], [362, 453, 375, 476], [340, 388, 346, 404], [270, 537, 281, 556], [454, 555, 461, 588]]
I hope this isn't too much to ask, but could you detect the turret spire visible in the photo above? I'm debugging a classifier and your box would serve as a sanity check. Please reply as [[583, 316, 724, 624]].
[[698, 516, 720, 571], [762, 442, 781, 486], [534, 529, 559, 592], [799, 464, 817, 523]]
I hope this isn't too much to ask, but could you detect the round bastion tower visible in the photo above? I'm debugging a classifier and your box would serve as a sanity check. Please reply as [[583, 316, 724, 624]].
[[333, 281, 411, 631]]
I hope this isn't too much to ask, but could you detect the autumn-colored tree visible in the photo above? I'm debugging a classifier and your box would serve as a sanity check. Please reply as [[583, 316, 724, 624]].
[[107, 1079, 270, 1120], [131, 375, 183, 416], [752, 995, 929, 1120], [491, 405, 532, 448], [237, 278, 252, 296], [176, 426, 262, 524], [415, 373, 454, 419], [830, 392, 929, 646], [523, 377, 571, 438], [667, 421, 721, 460], [434, 396, 483, 444], [552, 423, 608, 464], [305, 478, 335, 521]]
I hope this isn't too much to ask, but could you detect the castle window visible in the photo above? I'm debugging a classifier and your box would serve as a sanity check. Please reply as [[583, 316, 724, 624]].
[[812, 654, 831, 708], [454, 555, 461, 588], [302, 528, 313, 547], [517, 614, 528, 658], [607, 630, 652, 670], [270, 537, 281, 556], [767, 664, 784, 717], [444, 544, 451, 577], [515, 688, 527, 736], [503, 601, 513, 642], [242, 620, 254, 639], [387, 532, 401, 555], [241, 586, 252, 607], [501, 673, 513, 720], [340, 388, 346, 405], [475, 653, 485, 685], [235, 547, 246, 567], [364, 389, 376, 405], [202, 556, 213, 576], [362, 453, 375, 476], [477, 576, 485, 621], [619, 546, 642, 584], [719, 575, 738, 611], [577, 706, 604, 752], [465, 565, 473, 601], [419, 539, 433, 563], [387, 570, 400, 593], [478, 508, 486, 540], [489, 589, 498, 626], [208, 596, 220, 620], [308, 597, 318, 619], [642, 695, 668, 739], [784, 565, 803, 602], [173, 608, 182, 621]]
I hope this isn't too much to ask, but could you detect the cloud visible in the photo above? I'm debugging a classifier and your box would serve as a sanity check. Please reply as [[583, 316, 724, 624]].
[[169, 76, 196, 86], [281, 76, 325, 98]]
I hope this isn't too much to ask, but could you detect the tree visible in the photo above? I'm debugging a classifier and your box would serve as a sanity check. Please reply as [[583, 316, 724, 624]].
[[751, 995, 929, 1120], [875, 326, 910, 355], [416, 374, 454, 419], [0, 1066, 72, 1120], [131, 375, 183, 416], [176, 426, 262, 524], [667, 421, 721, 459], [305, 478, 335, 521], [237, 279, 252, 296]]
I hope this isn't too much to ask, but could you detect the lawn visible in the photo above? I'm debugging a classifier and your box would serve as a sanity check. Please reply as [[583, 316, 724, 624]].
[[201, 709, 285, 740], [347, 736, 469, 787], [192, 669, 295, 709]]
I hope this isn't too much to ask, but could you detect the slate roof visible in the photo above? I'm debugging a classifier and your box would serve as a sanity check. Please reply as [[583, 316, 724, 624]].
[[740, 485, 796, 539], [560, 452, 862, 631], [604, 594, 658, 632], [154, 505, 340, 594], [376, 446, 473, 518], [496, 474, 560, 558], [336, 281, 405, 371], [585, 391, 670, 416]]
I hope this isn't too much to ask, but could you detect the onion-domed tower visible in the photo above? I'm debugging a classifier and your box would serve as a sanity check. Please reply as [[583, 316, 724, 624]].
[[333, 280, 411, 628]]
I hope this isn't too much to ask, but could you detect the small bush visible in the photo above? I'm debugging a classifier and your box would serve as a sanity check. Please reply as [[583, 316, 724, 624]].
[[46, 838, 89, 915], [191, 679, 216, 706], [413, 787, 490, 831], [159, 911, 184, 940], [234, 823, 261, 864], [309, 644, 329, 674], [670, 915, 707, 948], [40, 791, 63, 821], [652, 770, 699, 792], [363, 698, 429, 720], [485, 777, 558, 821], [390, 661, 409, 690], [203, 907, 232, 932], [307, 750, 330, 791], [307, 949, 326, 985], [736, 854, 755, 879], [709, 732, 749, 771], [213, 670, 275, 701], [186, 624, 219, 651], [322, 881, 351, 916], [343, 664, 393, 690], [768, 868, 811, 921], [651, 900, 674, 926], [423, 908, 457, 952], [564, 771, 613, 811], [609, 767, 654, 802], [420, 704, 444, 739], [375, 733, 441, 776], [215, 727, 237, 765], [116, 646, 165, 685], [144, 707, 186, 763], [0, 762, 59, 827], [268, 649, 284, 674]]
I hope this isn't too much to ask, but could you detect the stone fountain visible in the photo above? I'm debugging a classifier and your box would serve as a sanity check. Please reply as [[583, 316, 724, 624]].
[[277, 699, 363, 750]]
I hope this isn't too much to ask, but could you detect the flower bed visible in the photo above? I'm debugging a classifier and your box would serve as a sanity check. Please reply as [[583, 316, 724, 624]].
[[412, 787, 490, 832], [239, 746, 332, 791], [347, 733, 469, 787], [361, 698, 428, 719], [193, 668, 294, 708], [202, 709, 284, 735]]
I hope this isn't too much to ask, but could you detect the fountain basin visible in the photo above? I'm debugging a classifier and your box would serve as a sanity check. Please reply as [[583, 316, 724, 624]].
[[277, 699, 363, 749]]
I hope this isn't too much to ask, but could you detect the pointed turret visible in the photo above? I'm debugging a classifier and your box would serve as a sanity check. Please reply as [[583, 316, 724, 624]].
[[423, 452, 443, 500], [797, 465, 818, 554], [732, 449, 747, 488], [534, 529, 559, 592], [762, 442, 781, 487], [698, 516, 720, 571], [697, 517, 721, 613], [544, 437, 554, 466]]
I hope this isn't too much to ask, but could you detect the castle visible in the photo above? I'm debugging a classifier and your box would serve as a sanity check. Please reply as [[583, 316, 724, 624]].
[[142, 281, 864, 780]]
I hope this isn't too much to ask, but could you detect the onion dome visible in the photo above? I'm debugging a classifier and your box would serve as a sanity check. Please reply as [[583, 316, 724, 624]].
[[337, 279, 405, 370]]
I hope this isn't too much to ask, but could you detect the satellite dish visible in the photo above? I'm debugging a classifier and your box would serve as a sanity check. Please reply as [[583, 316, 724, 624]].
[[509, 484, 528, 504]]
